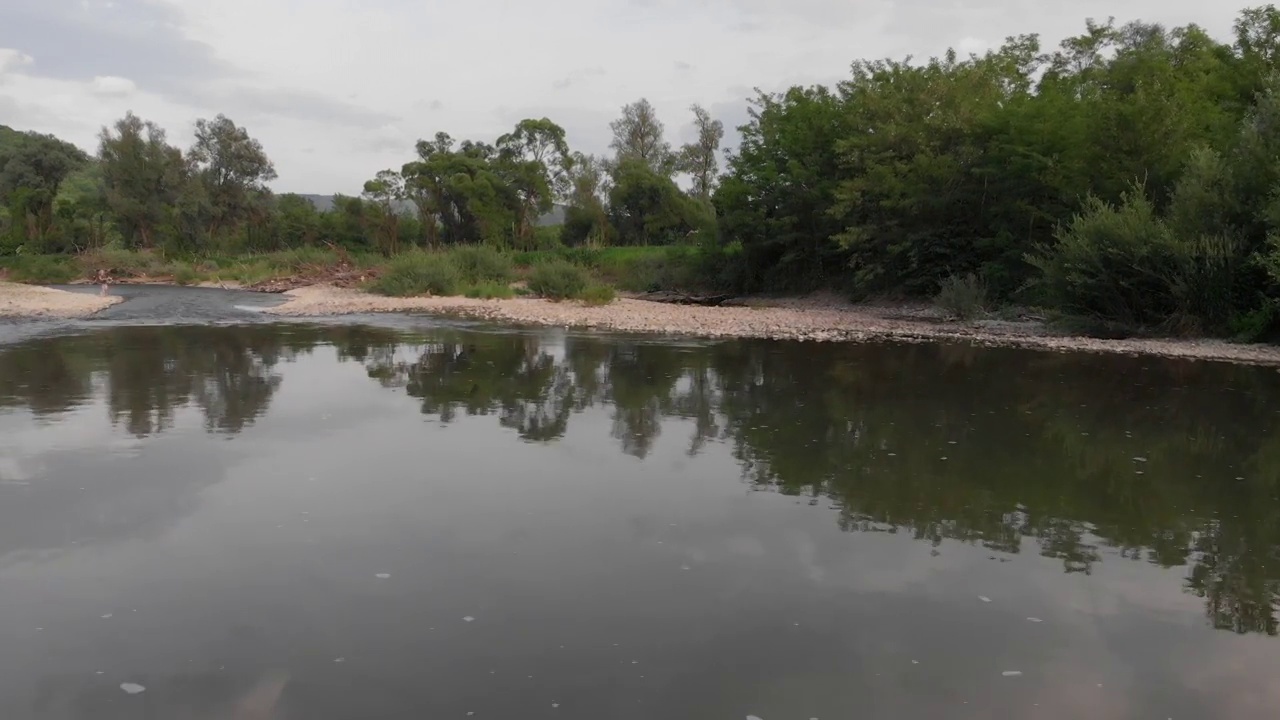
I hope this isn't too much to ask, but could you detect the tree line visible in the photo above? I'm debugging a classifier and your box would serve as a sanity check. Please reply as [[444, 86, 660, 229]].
[[6, 6, 1280, 335], [714, 5, 1280, 336], [0, 98, 723, 257]]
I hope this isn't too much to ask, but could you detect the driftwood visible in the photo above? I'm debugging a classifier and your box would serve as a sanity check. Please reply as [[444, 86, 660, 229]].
[[635, 290, 734, 306]]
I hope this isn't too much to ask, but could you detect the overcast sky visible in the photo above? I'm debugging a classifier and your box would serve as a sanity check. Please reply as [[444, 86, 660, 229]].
[[0, 0, 1255, 194]]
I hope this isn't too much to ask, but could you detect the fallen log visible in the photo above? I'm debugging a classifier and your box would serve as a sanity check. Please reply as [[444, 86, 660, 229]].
[[635, 290, 734, 306]]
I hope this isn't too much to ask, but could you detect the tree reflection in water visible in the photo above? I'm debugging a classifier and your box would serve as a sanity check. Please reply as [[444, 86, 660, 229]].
[[2, 325, 1278, 636]]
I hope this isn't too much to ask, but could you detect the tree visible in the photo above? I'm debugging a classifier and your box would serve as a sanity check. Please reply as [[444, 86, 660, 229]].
[[270, 194, 323, 248], [0, 131, 88, 246], [714, 85, 852, 291], [188, 114, 277, 240], [609, 99, 674, 176], [98, 113, 187, 249], [363, 169, 406, 254], [497, 119, 569, 247], [402, 132, 455, 247], [403, 134, 514, 246], [608, 158, 706, 245], [677, 104, 724, 202], [562, 152, 612, 246]]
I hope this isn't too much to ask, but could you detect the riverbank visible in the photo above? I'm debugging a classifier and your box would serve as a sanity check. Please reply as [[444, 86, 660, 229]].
[[265, 284, 1280, 366], [0, 281, 120, 318], [5, 265, 1280, 365]]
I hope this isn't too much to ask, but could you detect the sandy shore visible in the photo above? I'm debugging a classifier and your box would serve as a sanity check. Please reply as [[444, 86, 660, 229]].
[[265, 284, 1280, 366], [0, 282, 120, 318]]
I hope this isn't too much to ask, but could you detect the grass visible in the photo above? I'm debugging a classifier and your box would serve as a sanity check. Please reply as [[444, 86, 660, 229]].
[[449, 245, 514, 285], [527, 259, 590, 300], [172, 264, 199, 285], [464, 281, 516, 300], [1, 243, 699, 303], [935, 273, 988, 320], [578, 283, 616, 305], [0, 255, 77, 284], [369, 251, 461, 297]]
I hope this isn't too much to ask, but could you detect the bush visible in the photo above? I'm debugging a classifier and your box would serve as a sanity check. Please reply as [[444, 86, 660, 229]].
[[935, 273, 988, 320], [80, 248, 171, 277], [449, 245, 514, 284], [371, 252, 461, 297], [2, 255, 77, 284], [171, 264, 198, 286], [531, 224, 564, 250], [464, 281, 515, 299], [1028, 190, 1251, 334], [527, 259, 589, 300], [577, 284, 616, 305], [596, 247, 700, 292]]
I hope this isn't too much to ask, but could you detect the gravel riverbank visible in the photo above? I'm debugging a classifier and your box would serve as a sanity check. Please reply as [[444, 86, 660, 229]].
[[265, 284, 1280, 366], [0, 282, 120, 318]]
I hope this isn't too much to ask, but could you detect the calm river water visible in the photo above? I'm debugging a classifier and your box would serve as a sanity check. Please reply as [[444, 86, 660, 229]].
[[1, 323, 1278, 719]]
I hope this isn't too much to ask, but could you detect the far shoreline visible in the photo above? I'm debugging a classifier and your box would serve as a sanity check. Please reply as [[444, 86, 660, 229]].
[[4, 279, 1280, 367]]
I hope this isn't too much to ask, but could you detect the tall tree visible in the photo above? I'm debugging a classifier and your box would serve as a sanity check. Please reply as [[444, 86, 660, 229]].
[[0, 131, 87, 246], [188, 114, 277, 238], [402, 132, 455, 246], [608, 158, 704, 245], [497, 118, 569, 245], [98, 112, 187, 249], [362, 169, 405, 254], [562, 152, 612, 246], [609, 99, 674, 176], [677, 104, 724, 202]]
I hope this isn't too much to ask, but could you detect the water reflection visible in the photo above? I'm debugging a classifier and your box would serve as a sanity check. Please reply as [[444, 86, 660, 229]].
[[2, 325, 1279, 639]]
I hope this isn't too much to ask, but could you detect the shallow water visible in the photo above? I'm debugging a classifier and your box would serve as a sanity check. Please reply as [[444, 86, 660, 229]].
[[2, 323, 1279, 719]]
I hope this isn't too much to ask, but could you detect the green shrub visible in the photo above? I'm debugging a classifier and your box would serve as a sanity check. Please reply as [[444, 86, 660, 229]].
[[225, 262, 274, 286], [449, 245, 514, 284], [258, 247, 341, 272], [171, 264, 199, 286], [528, 259, 589, 300], [1229, 301, 1279, 343], [531, 224, 564, 251], [577, 283, 616, 305], [3, 255, 77, 284], [81, 248, 171, 277], [1028, 190, 1250, 334], [370, 252, 461, 297], [464, 281, 515, 299], [935, 273, 988, 320]]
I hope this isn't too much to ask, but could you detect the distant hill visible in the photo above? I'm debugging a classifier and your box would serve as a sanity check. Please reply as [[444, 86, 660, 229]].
[[296, 194, 566, 226]]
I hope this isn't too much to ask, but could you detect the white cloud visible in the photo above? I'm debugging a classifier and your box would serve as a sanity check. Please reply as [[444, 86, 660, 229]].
[[0, 0, 1258, 194], [90, 74, 137, 96], [0, 48, 35, 75]]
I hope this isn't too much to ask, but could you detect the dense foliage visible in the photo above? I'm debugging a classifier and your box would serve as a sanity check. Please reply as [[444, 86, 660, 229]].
[[712, 5, 1280, 336], [8, 6, 1280, 335]]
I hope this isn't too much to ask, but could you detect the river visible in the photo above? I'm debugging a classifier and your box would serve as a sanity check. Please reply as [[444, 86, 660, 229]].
[[1, 291, 1278, 719]]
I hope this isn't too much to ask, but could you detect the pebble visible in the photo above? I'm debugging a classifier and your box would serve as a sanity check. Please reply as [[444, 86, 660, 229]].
[[259, 289, 1280, 365]]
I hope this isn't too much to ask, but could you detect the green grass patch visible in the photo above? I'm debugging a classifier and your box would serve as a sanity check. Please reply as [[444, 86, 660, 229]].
[[0, 255, 78, 284], [171, 264, 199, 286], [527, 259, 590, 300], [464, 281, 515, 300], [448, 245, 514, 285], [577, 283, 616, 305], [512, 245, 701, 292], [370, 251, 461, 297]]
